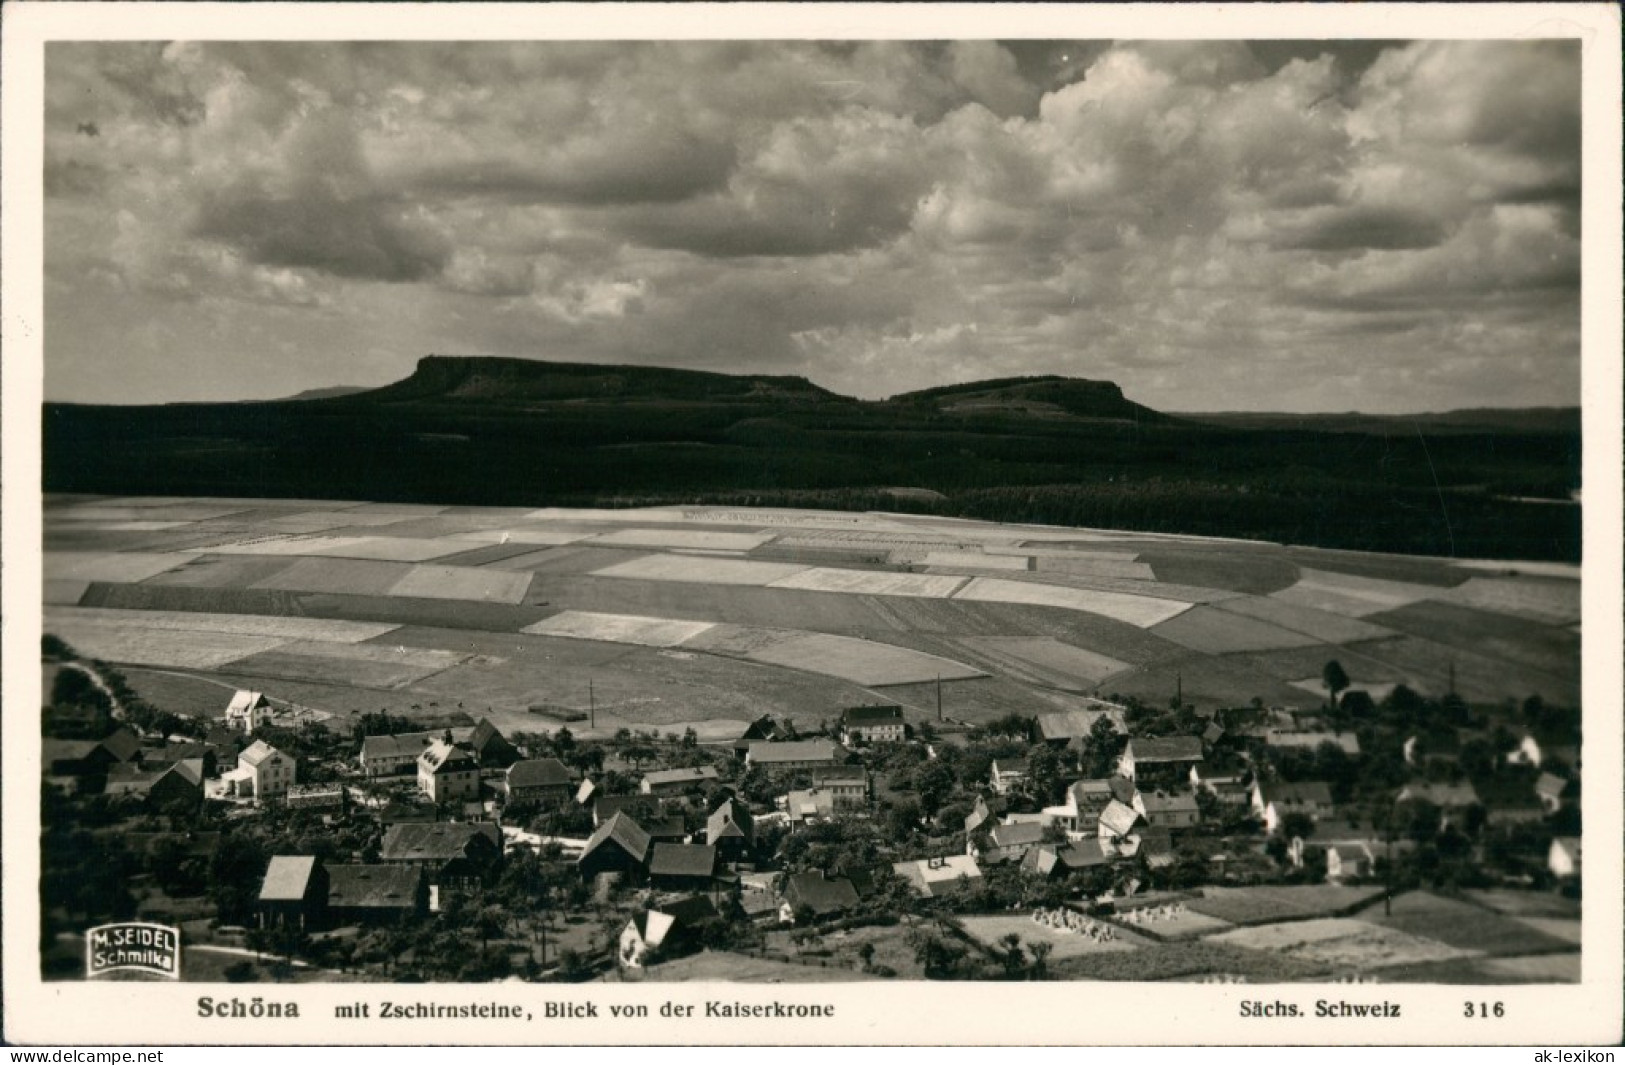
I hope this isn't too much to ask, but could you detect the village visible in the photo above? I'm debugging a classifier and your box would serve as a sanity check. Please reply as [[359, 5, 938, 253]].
[[41, 634, 1583, 984]]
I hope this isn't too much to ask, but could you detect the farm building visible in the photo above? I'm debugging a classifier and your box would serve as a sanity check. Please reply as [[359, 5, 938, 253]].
[[892, 854, 984, 899], [594, 793, 661, 827], [977, 820, 1047, 864], [1535, 772, 1569, 813], [578, 812, 654, 883], [706, 797, 754, 863], [104, 759, 204, 809], [502, 758, 574, 805], [619, 896, 718, 970], [732, 714, 796, 757], [1396, 780, 1480, 814], [640, 765, 720, 796], [1141, 790, 1201, 831], [965, 796, 994, 835], [1042, 779, 1115, 835], [257, 855, 327, 931], [1021, 839, 1110, 878], [378, 822, 502, 890], [1252, 780, 1335, 834], [745, 739, 847, 771], [1035, 704, 1127, 747], [1325, 842, 1376, 881], [360, 730, 465, 777], [1118, 736, 1203, 784], [647, 843, 718, 891], [1096, 798, 1143, 847], [465, 718, 521, 769], [1263, 730, 1362, 756], [781, 870, 861, 921], [325, 864, 428, 925], [224, 690, 273, 733], [784, 788, 839, 824], [840, 704, 906, 744], [417, 738, 481, 805]]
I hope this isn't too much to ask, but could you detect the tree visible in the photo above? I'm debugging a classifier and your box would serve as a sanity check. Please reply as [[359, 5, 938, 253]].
[[911, 761, 957, 817], [856, 942, 876, 972], [1322, 661, 1350, 706], [1028, 940, 1054, 980], [1081, 716, 1125, 778], [1024, 745, 1066, 805]]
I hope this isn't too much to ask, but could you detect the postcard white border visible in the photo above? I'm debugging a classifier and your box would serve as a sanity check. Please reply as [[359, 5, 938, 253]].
[[4, 2, 1621, 1047]]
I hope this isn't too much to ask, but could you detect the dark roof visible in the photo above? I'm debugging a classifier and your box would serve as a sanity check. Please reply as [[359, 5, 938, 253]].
[[507, 758, 572, 789], [1107, 775, 1138, 804], [1128, 736, 1204, 763], [748, 740, 843, 764], [645, 815, 687, 840], [841, 704, 905, 727], [100, 728, 142, 763], [468, 718, 513, 755], [990, 821, 1046, 848], [326, 864, 423, 910], [657, 894, 719, 926], [1258, 780, 1334, 806], [642, 766, 720, 787], [595, 794, 659, 822], [379, 822, 497, 863], [706, 798, 754, 842], [648, 843, 717, 879], [1141, 791, 1199, 814], [418, 739, 477, 774], [785, 871, 861, 915], [1057, 840, 1109, 868], [579, 812, 652, 866]]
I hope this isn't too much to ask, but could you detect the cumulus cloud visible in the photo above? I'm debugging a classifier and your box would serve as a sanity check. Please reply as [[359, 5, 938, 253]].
[[43, 39, 1581, 411]]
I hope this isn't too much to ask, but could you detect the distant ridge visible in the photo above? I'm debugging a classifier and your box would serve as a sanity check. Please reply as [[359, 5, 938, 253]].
[[888, 374, 1174, 424], [275, 385, 371, 402], [1185, 407, 1580, 435]]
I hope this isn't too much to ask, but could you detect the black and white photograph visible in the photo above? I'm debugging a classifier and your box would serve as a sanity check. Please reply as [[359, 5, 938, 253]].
[[4, 2, 1621, 1048]]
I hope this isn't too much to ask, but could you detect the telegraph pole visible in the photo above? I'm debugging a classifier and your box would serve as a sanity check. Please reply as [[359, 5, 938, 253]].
[[936, 673, 943, 723], [589, 679, 596, 730]]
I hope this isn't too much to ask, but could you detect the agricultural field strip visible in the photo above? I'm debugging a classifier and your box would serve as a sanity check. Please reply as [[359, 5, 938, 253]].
[[51, 505, 252, 522], [956, 636, 1132, 684], [1208, 918, 1476, 970], [1270, 568, 1448, 618], [444, 528, 593, 545], [387, 564, 533, 604], [768, 568, 969, 598], [44, 580, 92, 605], [522, 611, 718, 648], [920, 550, 1031, 571], [1150, 606, 1326, 654], [45, 606, 400, 642], [36, 621, 297, 671], [953, 577, 1192, 628], [988, 545, 1143, 561], [44, 552, 194, 583], [246, 556, 532, 603], [49, 520, 197, 532], [1034, 557, 1159, 580], [1451, 559, 1581, 580], [592, 553, 812, 586], [586, 528, 777, 551], [1209, 595, 1394, 643], [1432, 577, 1581, 625]]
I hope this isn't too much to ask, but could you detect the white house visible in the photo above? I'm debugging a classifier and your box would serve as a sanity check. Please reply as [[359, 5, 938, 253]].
[[989, 758, 1029, 796], [224, 690, 273, 733], [1548, 837, 1581, 879], [222, 740, 296, 802], [418, 739, 480, 804], [1325, 842, 1375, 881]]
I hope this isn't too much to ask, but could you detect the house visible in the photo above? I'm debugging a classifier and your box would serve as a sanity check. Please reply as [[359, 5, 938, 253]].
[[1535, 772, 1569, 814], [1096, 798, 1142, 846], [257, 856, 327, 931], [46, 728, 145, 788], [808, 770, 867, 806], [1252, 781, 1334, 834], [1021, 840, 1110, 878], [745, 739, 846, 772], [378, 822, 502, 889], [618, 896, 718, 969], [1119, 736, 1203, 784], [989, 759, 1029, 796], [325, 864, 427, 925], [640, 766, 720, 797], [104, 759, 205, 809], [706, 797, 755, 863], [224, 690, 273, 733], [840, 704, 906, 744], [891, 854, 984, 898], [360, 732, 443, 778], [647, 843, 717, 891], [784, 788, 838, 823], [145, 743, 218, 780], [1263, 730, 1361, 757], [1325, 842, 1376, 882], [964, 796, 994, 835], [732, 714, 795, 758], [1137, 831, 1175, 871], [781, 870, 861, 921], [577, 812, 653, 882], [222, 740, 296, 802], [1506, 733, 1581, 771], [1042, 779, 1115, 836], [1548, 837, 1581, 879], [1396, 781, 1480, 814], [418, 739, 480, 805], [976, 820, 1047, 864], [1140, 790, 1201, 831], [1034, 704, 1127, 748], [502, 758, 574, 806], [465, 718, 520, 768]]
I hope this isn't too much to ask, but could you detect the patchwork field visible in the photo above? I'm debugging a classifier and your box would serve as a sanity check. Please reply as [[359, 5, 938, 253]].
[[959, 913, 1147, 959], [1208, 917, 1474, 971], [37, 494, 1583, 738]]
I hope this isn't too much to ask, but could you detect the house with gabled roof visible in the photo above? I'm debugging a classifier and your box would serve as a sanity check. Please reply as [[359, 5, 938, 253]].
[[466, 718, 520, 768], [1119, 736, 1203, 784], [640, 765, 720, 797], [1325, 842, 1376, 882], [594, 793, 660, 827], [379, 822, 502, 889], [647, 843, 717, 891], [784, 788, 838, 824], [222, 740, 295, 802], [1548, 836, 1581, 879], [781, 870, 861, 921], [1141, 790, 1201, 831], [1042, 779, 1113, 836], [1264, 730, 1361, 757], [1096, 798, 1143, 848], [502, 757, 573, 806], [965, 795, 994, 836], [1034, 704, 1127, 748], [578, 812, 653, 882], [745, 739, 846, 771], [1252, 780, 1334, 834], [257, 855, 327, 930], [1022, 839, 1110, 878], [225, 690, 273, 733], [325, 864, 427, 924], [892, 854, 983, 898], [732, 714, 795, 757], [989, 758, 1029, 796], [104, 759, 205, 809], [1535, 772, 1569, 814], [618, 896, 719, 970], [985, 820, 1047, 860], [1396, 780, 1480, 812], [706, 797, 754, 863], [418, 738, 480, 804], [840, 704, 906, 744]]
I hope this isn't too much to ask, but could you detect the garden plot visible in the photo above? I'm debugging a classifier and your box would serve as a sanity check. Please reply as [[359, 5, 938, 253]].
[[593, 553, 811, 586], [252, 557, 416, 596], [1210, 596, 1392, 644], [1187, 885, 1384, 925], [45, 606, 398, 643], [957, 637, 1131, 687], [1270, 568, 1441, 617], [445, 527, 591, 546], [920, 550, 1031, 571], [768, 568, 967, 598], [1210, 918, 1475, 971], [37, 620, 288, 670], [45, 552, 191, 583], [587, 528, 777, 551], [959, 913, 1145, 960], [742, 632, 985, 687], [388, 564, 533, 604], [954, 577, 1192, 628], [1034, 556, 1157, 580], [1433, 576, 1581, 625], [522, 611, 717, 648], [1150, 606, 1323, 654]]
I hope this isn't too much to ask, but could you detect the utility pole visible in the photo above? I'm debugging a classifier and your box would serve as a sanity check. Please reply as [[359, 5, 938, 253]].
[[1176, 671, 1183, 708], [588, 679, 596, 731], [936, 673, 943, 723]]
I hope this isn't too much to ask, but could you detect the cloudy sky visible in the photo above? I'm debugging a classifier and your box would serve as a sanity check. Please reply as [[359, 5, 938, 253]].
[[44, 39, 1580, 412]]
